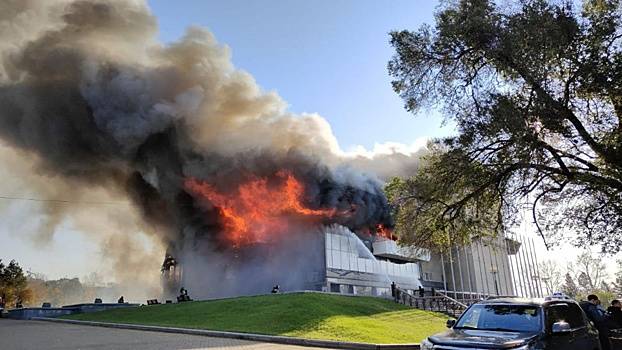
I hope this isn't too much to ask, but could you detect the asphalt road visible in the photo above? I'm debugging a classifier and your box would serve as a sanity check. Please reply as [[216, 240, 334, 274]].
[[0, 319, 335, 350]]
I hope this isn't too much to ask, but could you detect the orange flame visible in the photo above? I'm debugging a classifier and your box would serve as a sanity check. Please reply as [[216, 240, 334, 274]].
[[184, 171, 340, 247], [376, 224, 396, 241]]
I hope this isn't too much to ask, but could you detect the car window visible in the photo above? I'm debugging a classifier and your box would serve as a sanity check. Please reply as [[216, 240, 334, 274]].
[[546, 303, 586, 330], [455, 304, 542, 332]]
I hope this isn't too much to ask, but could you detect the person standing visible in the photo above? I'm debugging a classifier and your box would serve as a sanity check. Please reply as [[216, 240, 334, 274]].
[[585, 295, 613, 350], [608, 300, 622, 329]]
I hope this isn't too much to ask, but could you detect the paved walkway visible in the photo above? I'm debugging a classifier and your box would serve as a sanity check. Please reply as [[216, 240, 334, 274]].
[[0, 319, 335, 350]]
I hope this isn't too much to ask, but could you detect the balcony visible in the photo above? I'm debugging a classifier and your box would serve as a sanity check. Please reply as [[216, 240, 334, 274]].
[[372, 239, 431, 262]]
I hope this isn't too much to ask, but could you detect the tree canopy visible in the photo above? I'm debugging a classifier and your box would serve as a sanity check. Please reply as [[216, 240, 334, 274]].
[[0, 259, 31, 307], [388, 0, 622, 252]]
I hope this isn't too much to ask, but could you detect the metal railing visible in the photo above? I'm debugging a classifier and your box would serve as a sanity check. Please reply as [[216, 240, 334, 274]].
[[393, 287, 471, 318]]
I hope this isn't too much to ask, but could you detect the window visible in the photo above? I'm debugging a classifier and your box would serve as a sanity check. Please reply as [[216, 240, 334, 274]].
[[455, 304, 542, 332], [546, 303, 586, 330]]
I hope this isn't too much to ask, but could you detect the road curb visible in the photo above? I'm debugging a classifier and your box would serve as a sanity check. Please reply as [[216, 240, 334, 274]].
[[31, 317, 420, 350]]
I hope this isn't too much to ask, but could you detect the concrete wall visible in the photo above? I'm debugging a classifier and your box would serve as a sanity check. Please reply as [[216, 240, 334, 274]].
[[8, 307, 79, 320], [8, 303, 140, 320], [62, 303, 140, 313], [428, 236, 520, 297], [420, 251, 446, 288]]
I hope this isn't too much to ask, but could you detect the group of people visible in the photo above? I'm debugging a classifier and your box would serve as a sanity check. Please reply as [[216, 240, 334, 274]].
[[582, 294, 622, 350]]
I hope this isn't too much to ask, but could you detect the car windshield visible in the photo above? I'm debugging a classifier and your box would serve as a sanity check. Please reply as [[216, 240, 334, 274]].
[[455, 304, 542, 332]]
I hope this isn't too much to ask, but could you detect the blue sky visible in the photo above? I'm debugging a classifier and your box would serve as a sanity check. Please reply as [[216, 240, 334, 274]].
[[148, 0, 451, 150]]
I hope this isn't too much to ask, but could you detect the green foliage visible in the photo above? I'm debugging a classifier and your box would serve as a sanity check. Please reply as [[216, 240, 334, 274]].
[[560, 251, 615, 302], [385, 147, 503, 250], [63, 293, 448, 344], [0, 259, 31, 307], [388, 0, 622, 252]]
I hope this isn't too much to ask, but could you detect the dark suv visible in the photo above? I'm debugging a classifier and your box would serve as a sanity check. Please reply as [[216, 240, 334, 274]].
[[420, 297, 601, 350]]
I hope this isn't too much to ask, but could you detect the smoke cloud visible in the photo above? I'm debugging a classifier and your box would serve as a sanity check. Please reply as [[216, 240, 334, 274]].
[[0, 0, 425, 298]]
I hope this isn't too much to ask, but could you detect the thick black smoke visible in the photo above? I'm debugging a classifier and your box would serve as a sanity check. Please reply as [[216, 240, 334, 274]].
[[0, 0, 413, 297]]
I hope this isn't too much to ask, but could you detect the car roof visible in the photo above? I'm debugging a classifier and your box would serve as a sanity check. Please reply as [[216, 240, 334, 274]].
[[475, 297, 579, 307]]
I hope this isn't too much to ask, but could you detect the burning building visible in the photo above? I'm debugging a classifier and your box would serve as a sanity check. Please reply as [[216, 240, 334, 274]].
[[0, 0, 427, 299], [158, 167, 403, 299]]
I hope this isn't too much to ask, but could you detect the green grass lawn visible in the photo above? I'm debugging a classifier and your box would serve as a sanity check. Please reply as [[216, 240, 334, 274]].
[[61, 293, 449, 344]]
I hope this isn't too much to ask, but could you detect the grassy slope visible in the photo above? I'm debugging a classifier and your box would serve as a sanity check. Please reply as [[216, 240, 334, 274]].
[[62, 293, 448, 344]]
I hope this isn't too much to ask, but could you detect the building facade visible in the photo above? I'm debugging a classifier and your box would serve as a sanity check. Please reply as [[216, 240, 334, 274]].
[[324, 227, 544, 300], [324, 227, 423, 297], [162, 225, 544, 300]]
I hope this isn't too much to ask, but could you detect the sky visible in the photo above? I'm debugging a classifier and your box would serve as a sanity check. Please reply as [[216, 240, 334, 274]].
[[147, 0, 453, 150], [0, 0, 616, 287]]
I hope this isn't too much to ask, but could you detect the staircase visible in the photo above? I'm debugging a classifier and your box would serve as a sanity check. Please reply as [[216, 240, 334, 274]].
[[393, 287, 471, 318]]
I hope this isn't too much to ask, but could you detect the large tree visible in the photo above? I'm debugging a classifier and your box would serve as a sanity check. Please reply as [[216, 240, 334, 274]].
[[539, 259, 564, 294], [561, 272, 580, 298], [572, 251, 608, 292], [0, 259, 31, 307], [388, 0, 622, 252]]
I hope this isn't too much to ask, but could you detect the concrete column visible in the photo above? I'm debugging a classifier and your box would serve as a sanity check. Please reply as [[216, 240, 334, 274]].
[[464, 245, 474, 298], [513, 233, 527, 297], [519, 234, 534, 297], [528, 237, 543, 297], [505, 235, 517, 296], [441, 252, 447, 293], [478, 240, 491, 296], [449, 245, 457, 298], [456, 247, 465, 299]]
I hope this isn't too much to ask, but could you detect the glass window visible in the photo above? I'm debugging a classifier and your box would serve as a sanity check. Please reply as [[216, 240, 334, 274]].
[[339, 236, 348, 252], [546, 303, 586, 330], [357, 258, 367, 273], [356, 286, 372, 296], [331, 234, 340, 252], [348, 236, 357, 252], [331, 250, 341, 269], [340, 252, 349, 270], [349, 254, 357, 271], [455, 304, 542, 332]]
